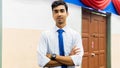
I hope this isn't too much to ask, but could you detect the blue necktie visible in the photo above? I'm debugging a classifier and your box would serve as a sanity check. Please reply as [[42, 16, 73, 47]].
[[57, 29, 67, 68]]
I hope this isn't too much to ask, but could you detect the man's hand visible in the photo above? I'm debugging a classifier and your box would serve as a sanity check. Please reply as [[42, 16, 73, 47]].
[[45, 54, 63, 67], [69, 45, 80, 56], [46, 54, 51, 59]]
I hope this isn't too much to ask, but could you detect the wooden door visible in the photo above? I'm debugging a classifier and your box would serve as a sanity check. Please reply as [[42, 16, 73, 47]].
[[82, 8, 107, 68]]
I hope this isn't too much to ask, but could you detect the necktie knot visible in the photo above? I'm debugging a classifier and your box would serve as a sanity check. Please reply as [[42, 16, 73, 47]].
[[57, 29, 64, 34]]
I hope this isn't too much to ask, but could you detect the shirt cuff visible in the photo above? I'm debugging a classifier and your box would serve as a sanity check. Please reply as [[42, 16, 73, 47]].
[[38, 54, 50, 67], [70, 55, 82, 66], [40, 58, 50, 67]]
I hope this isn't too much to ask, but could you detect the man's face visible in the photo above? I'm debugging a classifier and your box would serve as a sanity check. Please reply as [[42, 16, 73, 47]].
[[52, 5, 68, 25]]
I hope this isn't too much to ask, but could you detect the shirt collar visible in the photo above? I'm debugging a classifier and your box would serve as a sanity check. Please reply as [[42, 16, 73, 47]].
[[55, 25, 68, 32]]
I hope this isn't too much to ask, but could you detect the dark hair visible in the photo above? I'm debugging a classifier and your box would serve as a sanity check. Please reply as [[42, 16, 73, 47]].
[[51, 0, 68, 12]]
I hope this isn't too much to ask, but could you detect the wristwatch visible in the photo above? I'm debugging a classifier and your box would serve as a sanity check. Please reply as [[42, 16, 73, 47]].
[[51, 54, 56, 60]]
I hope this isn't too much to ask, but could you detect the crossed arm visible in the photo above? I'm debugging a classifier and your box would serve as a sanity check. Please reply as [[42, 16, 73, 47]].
[[45, 46, 80, 67]]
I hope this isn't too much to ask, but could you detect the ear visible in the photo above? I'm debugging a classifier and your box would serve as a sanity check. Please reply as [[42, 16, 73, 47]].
[[52, 12, 54, 18], [66, 12, 69, 16]]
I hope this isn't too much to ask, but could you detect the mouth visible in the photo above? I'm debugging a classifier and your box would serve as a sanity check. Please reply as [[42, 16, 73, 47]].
[[57, 18, 63, 22], [56, 18, 63, 24], [57, 17, 63, 20]]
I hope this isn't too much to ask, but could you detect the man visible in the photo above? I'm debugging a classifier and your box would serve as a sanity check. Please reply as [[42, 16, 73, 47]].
[[37, 0, 84, 68]]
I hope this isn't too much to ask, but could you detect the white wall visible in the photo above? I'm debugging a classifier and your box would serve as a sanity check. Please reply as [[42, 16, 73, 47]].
[[111, 14, 120, 34], [111, 14, 120, 68], [3, 0, 54, 30]]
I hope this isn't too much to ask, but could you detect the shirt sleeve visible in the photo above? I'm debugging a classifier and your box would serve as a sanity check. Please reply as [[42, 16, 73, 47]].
[[70, 32, 84, 66], [37, 32, 50, 67]]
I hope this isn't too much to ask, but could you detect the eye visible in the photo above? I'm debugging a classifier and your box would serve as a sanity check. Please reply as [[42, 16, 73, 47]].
[[54, 10, 58, 13], [60, 9, 65, 13]]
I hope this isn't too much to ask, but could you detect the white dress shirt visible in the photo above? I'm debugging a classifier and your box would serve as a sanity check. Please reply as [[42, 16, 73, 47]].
[[37, 25, 84, 68]]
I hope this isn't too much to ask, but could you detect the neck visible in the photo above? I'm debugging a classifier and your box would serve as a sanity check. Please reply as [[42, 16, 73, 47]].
[[56, 23, 66, 28]]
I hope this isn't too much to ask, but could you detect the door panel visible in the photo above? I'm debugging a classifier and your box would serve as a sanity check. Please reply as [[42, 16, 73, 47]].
[[82, 8, 107, 68], [82, 57, 89, 68], [82, 9, 90, 68]]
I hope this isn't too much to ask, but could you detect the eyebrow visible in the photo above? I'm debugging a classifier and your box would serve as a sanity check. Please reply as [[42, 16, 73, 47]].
[[53, 9, 64, 11]]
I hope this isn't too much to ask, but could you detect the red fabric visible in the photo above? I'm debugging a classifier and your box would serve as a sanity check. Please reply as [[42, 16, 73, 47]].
[[112, 0, 120, 15], [81, 0, 111, 10]]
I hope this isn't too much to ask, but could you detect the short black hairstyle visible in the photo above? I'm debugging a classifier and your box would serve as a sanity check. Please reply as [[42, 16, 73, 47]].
[[51, 0, 68, 12]]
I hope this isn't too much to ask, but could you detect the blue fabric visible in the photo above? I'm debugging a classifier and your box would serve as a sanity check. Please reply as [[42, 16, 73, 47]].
[[103, 1, 118, 15], [64, 0, 119, 15], [57, 29, 67, 68]]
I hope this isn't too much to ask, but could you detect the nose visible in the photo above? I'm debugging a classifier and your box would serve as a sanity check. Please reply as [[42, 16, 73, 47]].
[[58, 12, 62, 16]]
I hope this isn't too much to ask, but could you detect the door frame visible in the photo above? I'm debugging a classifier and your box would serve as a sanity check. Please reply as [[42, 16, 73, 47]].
[[106, 12, 111, 68], [81, 7, 111, 68]]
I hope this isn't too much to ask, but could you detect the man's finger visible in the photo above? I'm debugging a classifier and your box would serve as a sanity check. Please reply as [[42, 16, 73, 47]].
[[72, 45, 77, 51], [72, 48, 80, 52]]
